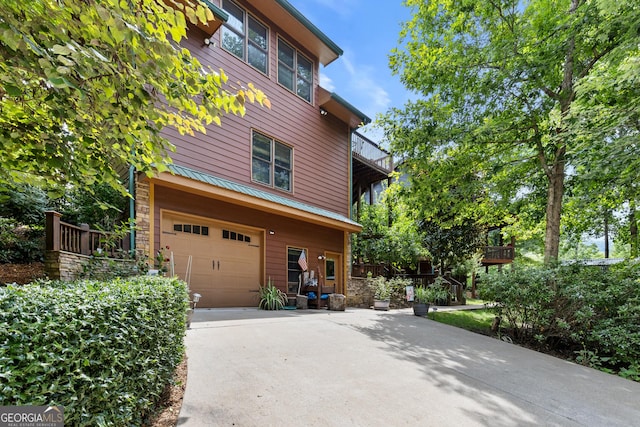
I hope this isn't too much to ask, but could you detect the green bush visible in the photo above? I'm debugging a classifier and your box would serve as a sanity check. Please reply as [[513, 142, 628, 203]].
[[0, 217, 44, 263], [0, 276, 189, 425], [479, 262, 640, 376]]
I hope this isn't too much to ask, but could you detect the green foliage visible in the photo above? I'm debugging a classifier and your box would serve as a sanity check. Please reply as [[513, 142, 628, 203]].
[[55, 183, 128, 231], [353, 183, 426, 270], [0, 0, 269, 196], [382, 0, 640, 263], [413, 284, 449, 305], [421, 219, 485, 272], [371, 276, 412, 307], [0, 276, 189, 425], [371, 276, 393, 301], [0, 183, 49, 226], [258, 279, 287, 310], [478, 262, 640, 376], [0, 217, 44, 263]]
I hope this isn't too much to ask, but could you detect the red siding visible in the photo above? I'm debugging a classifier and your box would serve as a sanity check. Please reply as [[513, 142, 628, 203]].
[[154, 185, 344, 291], [160, 0, 352, 218]]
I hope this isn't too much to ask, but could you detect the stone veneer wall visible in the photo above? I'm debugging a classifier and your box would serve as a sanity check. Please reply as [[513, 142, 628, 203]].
[[347, 277, 374, 308], [135, 176, 151, 262], [45, 251, 137, 281], [347, 276, 412, 309]]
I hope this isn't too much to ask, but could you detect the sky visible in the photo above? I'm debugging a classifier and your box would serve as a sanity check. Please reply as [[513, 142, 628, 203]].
[[286, 0, 414, 142]]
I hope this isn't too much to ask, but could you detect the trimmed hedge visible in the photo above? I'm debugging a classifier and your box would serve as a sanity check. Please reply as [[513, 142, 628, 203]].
[[0, 276, 189, 425]]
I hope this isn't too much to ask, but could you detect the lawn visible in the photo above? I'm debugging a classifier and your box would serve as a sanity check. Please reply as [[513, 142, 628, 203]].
[[429, 308, 495, 335]]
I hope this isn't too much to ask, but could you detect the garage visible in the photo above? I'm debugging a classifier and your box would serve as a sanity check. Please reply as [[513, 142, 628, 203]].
[[161, 211, 263, 307]]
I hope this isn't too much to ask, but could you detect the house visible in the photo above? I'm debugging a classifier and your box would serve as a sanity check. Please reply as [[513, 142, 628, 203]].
[[133, 0, 371, 307]]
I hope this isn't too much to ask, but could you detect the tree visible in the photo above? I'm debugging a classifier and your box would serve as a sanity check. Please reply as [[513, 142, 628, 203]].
[[382, 0, 639, 263], [352, 183, 425, 271], [0, 0, 269, 196]]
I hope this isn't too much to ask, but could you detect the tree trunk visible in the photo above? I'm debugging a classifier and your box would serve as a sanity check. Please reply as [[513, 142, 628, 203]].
[[543, 158, 565, 264], [630, 199, 638, 258]]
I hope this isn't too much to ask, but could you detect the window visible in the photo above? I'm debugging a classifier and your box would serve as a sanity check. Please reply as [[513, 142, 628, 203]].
[[221, 0, 268, 74], [278, 38, 312, 102], [287, 247, 306, 294], [252, 131, 292, 192], [173, 223, 209, 236]]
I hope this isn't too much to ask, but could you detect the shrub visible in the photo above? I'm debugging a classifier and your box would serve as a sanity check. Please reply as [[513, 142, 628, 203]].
[[0, 276, 189, 425], [0, 217, 44, 263], [479, 261, 640, 376]]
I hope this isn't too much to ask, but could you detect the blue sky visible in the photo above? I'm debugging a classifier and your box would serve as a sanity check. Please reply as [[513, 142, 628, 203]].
[[287, 0, 413, 142]]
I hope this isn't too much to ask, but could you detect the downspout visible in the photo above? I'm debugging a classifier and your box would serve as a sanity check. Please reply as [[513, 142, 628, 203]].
[[129, 165, 135, 254]]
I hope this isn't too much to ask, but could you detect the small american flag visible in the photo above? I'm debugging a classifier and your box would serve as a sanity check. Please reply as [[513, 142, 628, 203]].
[[298, 250, 308, 271]]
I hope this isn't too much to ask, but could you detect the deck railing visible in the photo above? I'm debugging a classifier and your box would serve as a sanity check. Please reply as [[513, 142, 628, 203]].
[[46, 211, 130, 257], [352, 131, 393, 172], [482, 246, 515, 261]]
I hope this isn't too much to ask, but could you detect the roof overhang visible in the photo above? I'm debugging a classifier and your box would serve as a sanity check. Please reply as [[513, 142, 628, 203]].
[[244, 0, 342, 66], [150, 164, 362, 233], [318, 87, 371, 129], [166, 0, 229, 36]]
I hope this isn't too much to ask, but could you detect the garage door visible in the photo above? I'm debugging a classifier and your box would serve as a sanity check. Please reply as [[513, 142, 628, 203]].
[[161, 212, 262, 307]]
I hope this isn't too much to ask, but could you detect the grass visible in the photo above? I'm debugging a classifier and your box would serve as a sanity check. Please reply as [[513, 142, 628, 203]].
[[429, 308, 495, 334]]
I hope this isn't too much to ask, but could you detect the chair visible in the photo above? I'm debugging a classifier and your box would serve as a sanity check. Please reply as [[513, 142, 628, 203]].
[[318, 285, 335, 309]]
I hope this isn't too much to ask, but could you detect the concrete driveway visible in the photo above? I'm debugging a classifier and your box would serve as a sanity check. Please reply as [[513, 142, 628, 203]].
[[177, 308, 640, 426]]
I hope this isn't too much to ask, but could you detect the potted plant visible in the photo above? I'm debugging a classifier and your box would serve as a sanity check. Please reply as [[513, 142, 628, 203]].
[[258, 278, 288, 310], [372, 276, 392, 310], [413, 286, 436, 316]]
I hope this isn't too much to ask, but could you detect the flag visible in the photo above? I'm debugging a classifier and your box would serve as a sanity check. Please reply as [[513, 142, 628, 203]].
[[298, 250, 308, 271]]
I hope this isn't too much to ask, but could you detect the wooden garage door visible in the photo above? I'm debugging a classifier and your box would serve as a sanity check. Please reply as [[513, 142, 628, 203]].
[[161, 212, 262, 308]]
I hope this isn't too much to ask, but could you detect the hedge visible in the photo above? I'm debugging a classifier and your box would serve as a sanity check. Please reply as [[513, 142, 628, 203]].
[[0, 276, 189, 426]]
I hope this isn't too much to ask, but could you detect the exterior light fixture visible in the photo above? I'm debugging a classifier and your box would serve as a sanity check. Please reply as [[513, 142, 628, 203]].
[[319, 108, 328, 116]]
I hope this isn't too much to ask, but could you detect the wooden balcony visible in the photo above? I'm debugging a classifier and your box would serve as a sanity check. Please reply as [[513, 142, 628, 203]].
[[481, 246, 515, 266], [352, 132, 393, 177]]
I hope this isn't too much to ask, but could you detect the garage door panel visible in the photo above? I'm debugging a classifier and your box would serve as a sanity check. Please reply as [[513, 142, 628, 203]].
[[161, 213, 262, 308]]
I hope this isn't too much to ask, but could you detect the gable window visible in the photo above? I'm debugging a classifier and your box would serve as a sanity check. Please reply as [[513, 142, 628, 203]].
[[252, 131, 292, 192], [277, 38, 313, 102], [221, 0, 268, 74]]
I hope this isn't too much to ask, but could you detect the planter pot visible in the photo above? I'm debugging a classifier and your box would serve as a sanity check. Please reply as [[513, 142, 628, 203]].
[[374, 299, 390, 311], [413, 303, 430, 317]]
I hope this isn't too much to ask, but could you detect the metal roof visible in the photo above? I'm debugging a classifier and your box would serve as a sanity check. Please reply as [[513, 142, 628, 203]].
[[167, 164, 361, 229]]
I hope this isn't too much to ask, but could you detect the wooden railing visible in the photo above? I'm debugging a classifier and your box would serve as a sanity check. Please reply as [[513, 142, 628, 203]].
[[46, 211, 130, 257], [482, 246, 515, 262], [352, 131, 393, 172]]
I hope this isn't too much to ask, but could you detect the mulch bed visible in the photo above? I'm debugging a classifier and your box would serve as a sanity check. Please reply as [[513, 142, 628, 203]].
[[0, 262, 46, 285]]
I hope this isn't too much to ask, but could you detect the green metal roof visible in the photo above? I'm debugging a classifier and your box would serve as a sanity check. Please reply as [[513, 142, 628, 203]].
[[275, 0, 343, 58], [168, 164, 361, 228], [201, 0, 229, 21], [330, 92, 371, 125]]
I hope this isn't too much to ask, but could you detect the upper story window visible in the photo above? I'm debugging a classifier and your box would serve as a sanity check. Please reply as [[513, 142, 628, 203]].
[[252, 131, 292, 192], [277, 38, 313, 102], [221, 0, 268, 74]]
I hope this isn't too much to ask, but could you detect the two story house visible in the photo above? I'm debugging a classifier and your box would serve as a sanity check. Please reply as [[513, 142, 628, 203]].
[[134, 0, 369, 307]]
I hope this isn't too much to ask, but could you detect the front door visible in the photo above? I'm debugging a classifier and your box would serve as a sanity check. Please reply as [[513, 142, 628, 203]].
[[324, 252, 343, 294]]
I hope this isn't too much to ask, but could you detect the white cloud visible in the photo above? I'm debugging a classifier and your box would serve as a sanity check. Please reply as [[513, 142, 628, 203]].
[[319, 73, 335, 91], [341, 50, 391, 114], [310, 0, 359, 19]]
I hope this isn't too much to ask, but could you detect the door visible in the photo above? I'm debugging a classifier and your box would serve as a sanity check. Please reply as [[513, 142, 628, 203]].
[[161, 212, 263, 307], [324, 252, 343, 294]]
